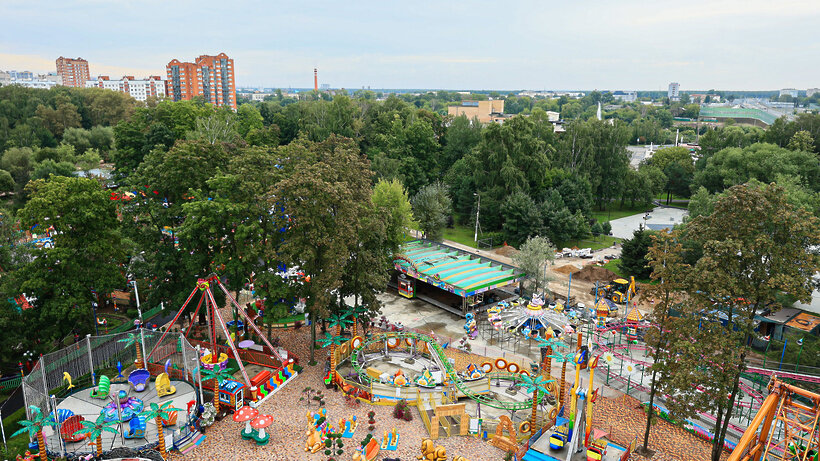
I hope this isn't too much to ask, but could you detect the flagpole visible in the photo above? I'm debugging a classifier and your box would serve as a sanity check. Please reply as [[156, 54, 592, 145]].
[[778, 339, 787, 371], [796, 339, 803, 372]]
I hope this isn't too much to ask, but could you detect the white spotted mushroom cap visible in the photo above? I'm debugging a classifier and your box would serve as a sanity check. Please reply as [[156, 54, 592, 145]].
[[232, 406, 258, 423], [251, 414, 274, 429]]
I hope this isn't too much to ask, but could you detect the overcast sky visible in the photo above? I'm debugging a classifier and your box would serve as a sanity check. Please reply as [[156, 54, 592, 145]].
[[2, 0, 818, 91]]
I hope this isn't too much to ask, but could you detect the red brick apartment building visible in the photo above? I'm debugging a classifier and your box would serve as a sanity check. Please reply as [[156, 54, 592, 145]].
[[166, 53, 236, 110], [55, 56, 90, 87]]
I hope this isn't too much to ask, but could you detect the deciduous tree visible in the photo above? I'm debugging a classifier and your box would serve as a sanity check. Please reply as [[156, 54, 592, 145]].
[[686, 182, 820, 460]]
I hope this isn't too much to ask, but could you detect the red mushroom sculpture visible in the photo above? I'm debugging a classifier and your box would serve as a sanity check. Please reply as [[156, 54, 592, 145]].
[[232, 405, 259, 439], [250, 414, 273, 445]]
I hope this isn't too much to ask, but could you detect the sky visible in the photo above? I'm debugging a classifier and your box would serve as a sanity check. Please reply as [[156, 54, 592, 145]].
[[1, 0, 819, 91]]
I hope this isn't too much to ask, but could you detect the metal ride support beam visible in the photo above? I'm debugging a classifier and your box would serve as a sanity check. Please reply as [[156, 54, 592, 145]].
[[728, 383, 793, 461], [184, 293, 206, 339], [214, 280, 287, 364], [206, 287, 250, 387], [145, 285, 200, 363]]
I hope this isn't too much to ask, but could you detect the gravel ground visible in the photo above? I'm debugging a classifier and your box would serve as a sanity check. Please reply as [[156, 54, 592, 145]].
[[169, 324, 508, 461]]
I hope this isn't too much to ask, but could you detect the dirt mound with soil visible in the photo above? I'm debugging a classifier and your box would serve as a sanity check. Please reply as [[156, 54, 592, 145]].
[[571, 264, 619, 283], [554, 264, 579, 275], [495, 245, 518, 257]]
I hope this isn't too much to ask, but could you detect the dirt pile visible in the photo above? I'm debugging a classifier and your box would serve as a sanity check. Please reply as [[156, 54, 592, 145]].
[[554, 264, 579, 275], [495, 245, 518, 257], [571, 264, 619, 283]]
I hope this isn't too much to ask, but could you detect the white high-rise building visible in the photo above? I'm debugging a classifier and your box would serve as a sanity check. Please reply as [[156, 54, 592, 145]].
[[668, 82, 680, 101], [86, 76, 167, 101]]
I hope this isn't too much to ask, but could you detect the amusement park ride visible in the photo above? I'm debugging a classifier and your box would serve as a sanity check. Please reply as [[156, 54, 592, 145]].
[[729, 377, 819, 461]]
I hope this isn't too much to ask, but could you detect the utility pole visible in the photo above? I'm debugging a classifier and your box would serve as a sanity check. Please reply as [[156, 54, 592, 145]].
[[473, 193, 481, 242], [132, 280, 143, 324]]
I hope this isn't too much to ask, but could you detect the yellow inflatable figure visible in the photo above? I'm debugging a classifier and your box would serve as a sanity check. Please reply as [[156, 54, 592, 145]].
[[62, 372, 74, 390], [305, 426, 323, 453], [417, 439, 447, 461]]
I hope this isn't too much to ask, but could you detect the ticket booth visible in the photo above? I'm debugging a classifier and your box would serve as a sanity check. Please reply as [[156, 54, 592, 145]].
[[397, 275, 415, 299], [219, 380, 246, 412]]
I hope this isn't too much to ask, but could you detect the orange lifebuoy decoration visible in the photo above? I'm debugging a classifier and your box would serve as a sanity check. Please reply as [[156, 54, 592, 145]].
[[495, 358, 508, 370], [545, 381, 555, 393], [386, 337, 399, 349], [519, 369, 530, 376], [549, 408, 558, 419], [506, 362, 520, 373], [481, 361, 493, 373], [519, 421, 531, 433], [351, 336, 363, 349], [405, 338, 414, 347]]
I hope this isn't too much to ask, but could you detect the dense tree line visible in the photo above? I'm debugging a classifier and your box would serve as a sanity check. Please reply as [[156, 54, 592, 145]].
[[1, 86, 818, 373]]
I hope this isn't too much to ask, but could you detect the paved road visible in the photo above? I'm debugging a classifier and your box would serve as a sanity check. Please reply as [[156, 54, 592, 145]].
[[608, 206, 688, 239]]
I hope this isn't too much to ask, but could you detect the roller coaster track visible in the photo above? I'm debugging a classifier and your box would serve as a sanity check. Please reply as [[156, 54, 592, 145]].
[[349, 332, 542, 411]]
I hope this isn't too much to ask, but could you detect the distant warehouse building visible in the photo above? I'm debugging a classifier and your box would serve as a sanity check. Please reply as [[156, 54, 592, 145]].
[[612, 90, 637, 102], [448, 99, 505, 124], [698, 106, 778, 127]]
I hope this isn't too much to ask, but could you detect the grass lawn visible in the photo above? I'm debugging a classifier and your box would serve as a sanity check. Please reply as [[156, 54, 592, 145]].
[[444, 224, 481, 248], [2, 406, 28, 459], [590, 204, 654, 223], [561, 235, 621, 251], [410, 222, 481, 248]]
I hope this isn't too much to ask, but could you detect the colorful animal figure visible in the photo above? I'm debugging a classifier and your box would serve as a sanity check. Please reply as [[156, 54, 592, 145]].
[[393, 370, 407, 386], [415, 368, 436, 387], [464, 313, 477, 339], [462, 363, 484, 381], [90, 375, 110, 399], [304, 426, 323, 453], [340, 416, 357, 438], [381, 427, 399, 450], [417, 439, 447, 461], [62, 372, 74, 390]]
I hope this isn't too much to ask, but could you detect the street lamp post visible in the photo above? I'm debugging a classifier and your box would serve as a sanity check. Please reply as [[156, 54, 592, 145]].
[[473, 193, 481, 242], [132, 280, 143, 324]]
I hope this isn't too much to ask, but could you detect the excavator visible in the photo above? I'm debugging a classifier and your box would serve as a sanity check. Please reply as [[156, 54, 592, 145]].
[[590, 276, 637, 304]]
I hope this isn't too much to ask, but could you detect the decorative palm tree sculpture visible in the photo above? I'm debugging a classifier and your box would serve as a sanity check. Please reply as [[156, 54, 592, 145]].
[[535, 330, 568, 381], [73, 413, 119, 457], [346, 304, 369, 338], [200, 364, 233, 414], [519, 374, 555, 434], [118, 330, 149, 368], [547, 349, 576, 412], [328, 311, 353, 340], [317, 331, 347, 385], [141, 401, 184, 458], [11, 406, 57, 461], [323, 311, 353, 379]]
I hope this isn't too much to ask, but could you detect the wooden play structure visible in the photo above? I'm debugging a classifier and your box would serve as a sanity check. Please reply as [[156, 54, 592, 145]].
[[416, 391, 471, 440], [490, 415, 519, 452]]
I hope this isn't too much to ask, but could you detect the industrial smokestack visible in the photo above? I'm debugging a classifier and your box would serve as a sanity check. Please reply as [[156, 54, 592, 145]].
[[314, 68, 318, 92]]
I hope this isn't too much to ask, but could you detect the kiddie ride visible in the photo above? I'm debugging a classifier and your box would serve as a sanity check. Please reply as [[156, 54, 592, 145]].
[[302, 407, 378, 458], [464, 313, 478, 339]]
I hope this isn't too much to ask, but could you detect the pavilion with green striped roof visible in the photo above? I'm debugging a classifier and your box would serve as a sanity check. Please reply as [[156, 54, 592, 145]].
[[393, 239, 525, 316]]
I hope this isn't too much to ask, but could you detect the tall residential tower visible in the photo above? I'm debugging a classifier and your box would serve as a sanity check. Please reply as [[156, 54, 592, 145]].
[[56, 56, 90, 87], [668, 82, 680, 101], [166, 53, 236, 110]]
